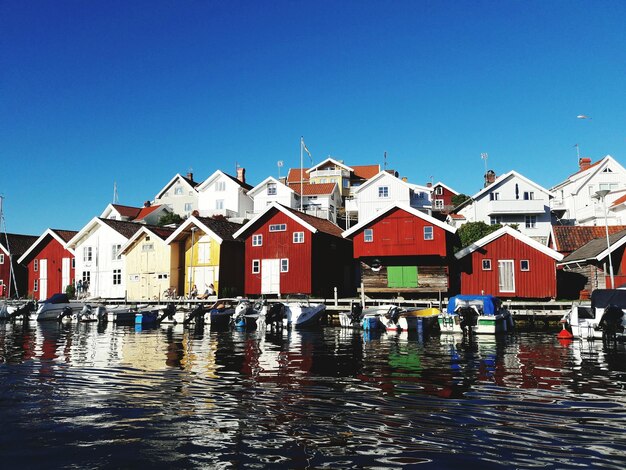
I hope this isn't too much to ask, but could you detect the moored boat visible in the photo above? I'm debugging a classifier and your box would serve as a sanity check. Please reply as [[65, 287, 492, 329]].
[[361, 304, 402, 331], [561, 288, 626, 340], [36, 293, 85, 321], [397, 307, 441, 334], [283, 296, 326, 328], [439, 295, 513, 335]]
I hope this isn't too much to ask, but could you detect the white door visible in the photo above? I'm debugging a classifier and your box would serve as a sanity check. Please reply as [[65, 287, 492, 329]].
[[498, 260, 515, 293], [62, 258, 70, 291], [261, 259, 280, 295], [39, 259, 48, 300]]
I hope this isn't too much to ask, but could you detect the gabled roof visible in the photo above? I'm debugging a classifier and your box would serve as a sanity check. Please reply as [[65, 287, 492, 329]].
[[286, 167, 310, 185], [197, 170, 253, 192], [455, 225, 564, 261], [448, 213, 466, 220], [305, 157, 354, 173], [67, 217, 144, 248], [233, 202, 343, 239], [551, 225, 626, 254], [165, 216, 243, 245], [560, 229, 626, 265], [135, 205, 167, 221], [610, 193, 626, 208], [352, 165, 381, 180], [101, 203, 166, 222], [293, 182, 338, 196], [248, 176, 294, 198], [155, 173, 200, 199], [0, 233, 39, 258], [119, 225, 176, 255], [353, 170, 431, 194], [433, 182, 459, 195], [471, 170, 553, 201], [17, 228, 79, 264], [551, 155, 624, 195], [342, 202, 456, 238]]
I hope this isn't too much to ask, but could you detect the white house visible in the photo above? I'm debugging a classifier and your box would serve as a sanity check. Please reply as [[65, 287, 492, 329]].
[[247, 176, 300, 218], [349, 171, 432, 223], [153, 172, 200, 218], [197, 168, 253, 220], [294, 182, 342, 223], [452, 170, 554, 243], [550, 155, 626, 226], [67, 218, 143, 299], [100, 203, 169, 225]]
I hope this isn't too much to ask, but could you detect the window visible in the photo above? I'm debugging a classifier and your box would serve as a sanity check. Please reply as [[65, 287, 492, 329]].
[[0, 254, 4, 264], [129, 274, 140, 282], [112, 244, 121, 260], [482, 259, 492, 271], [71, 259, 75, 269], [252, 259, 260, 274], [142, 243, 154, 252], [378, 186, 389, 198], [343, 178, 349, 188], [293, 232, 304, 243], [83, 247, 92, 262], [82, 271, 91, 284], [602, 167, 613, 173], [523, 191, 534, 200], [364, 229, 374, 243], [252, 234, 263, 246], [525, 215, 537, 228], [216, 199, 224, 210], [424, 226, 434, 240], [113, 269, 122, 285], [280, 258, 289, 272], [174, 186, 183, 195], [498, 260, 515, 292], [599, 183, 618, 191], [269, 224, 287, 232], [267, 183, 277, 195], [34, 259, 39, 272], [34, 279, 38, 292], [489, 192, 499, 201], [216, 181, 226, 191], [157, 273, 169, 279], [490, 216, 502, 225], [435, 186, 443, 195], [434, 199, 444, 209], [184, 203, 193, 212], [521, 260, 530, 271]]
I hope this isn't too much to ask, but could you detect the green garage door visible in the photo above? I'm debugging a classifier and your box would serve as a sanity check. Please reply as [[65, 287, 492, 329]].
[[387, 266, 418, 288]]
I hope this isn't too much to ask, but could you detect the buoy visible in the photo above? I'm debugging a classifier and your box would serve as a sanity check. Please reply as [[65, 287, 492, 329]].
[[557, 323, 574, 339]]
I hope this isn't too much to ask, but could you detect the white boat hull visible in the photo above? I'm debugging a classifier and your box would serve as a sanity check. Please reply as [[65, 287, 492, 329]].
[[438, 312, 513, 334], [283, 303, 326, 328]]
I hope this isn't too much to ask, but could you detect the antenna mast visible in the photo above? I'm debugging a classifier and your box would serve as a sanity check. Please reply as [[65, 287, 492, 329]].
[[384, 151, 387, 171]]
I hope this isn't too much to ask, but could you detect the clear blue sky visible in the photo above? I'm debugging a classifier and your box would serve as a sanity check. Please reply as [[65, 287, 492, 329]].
[[2, 0, 625, 235]]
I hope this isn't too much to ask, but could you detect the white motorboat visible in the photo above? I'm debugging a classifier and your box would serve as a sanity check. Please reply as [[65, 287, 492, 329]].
[[439, 295, 514, 335], [36, 293, 85, 321], [0, 300, 37, 321], [360, 304, 402, 331], [283, 296, 326, 328], [397, 307, 441, 334], [561, 289, 626, 340]]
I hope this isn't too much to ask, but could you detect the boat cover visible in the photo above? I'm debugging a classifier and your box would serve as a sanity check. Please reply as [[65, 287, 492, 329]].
[[591, 289, 626, 310], [446, 295, 501, 315], [41, 293, 70, 304]]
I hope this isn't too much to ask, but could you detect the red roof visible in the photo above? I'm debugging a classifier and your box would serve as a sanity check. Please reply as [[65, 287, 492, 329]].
[[552, 225, 626, 255], [567, 158, 602, 178], [293, 182, 337, 196], [352, 165, 380, 180], [136, 205, 162, 220], [448, 214, 466, 220], [112, 204, 142, 219], [286, 168, 310, 185], [611, 194, 626, 208]]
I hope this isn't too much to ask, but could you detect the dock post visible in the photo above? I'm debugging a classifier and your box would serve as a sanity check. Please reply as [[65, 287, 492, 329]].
[[361, 282, 365, 308], [334, 287, 338, 307]]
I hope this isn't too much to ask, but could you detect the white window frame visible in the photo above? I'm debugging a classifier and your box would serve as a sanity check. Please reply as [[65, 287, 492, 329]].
[[378, 186, 389, 198], [252, 259, 260, 274], [523, 191, 534, 200], [83, 246, 92, 263], [269, 224, 287, 232], [424, 226, 434, 240], [174, 186, 183, 195], [435, 186, 443, 195], [216, 181, 226, 191], [112, 244, 121, 260], [0, 254, 4, 264], [184, 203, 193, 212], [267, 183, 277, 196], [252, 234, 263, 246], [520, 260, 530, 271], [498, 260, 515, 293], [34, 259, 39, 272], [113, 269, 122, 285], [280, 258, 289, 273], [142, 243, 155, 252], [525, 215, 537, 229], [293, 232, 304, 244], [364, 229, 374, 243], [434, 199, 444, 209], [490, 216, 502, 225], [490, 192, 500, 201], [216, 199, 224, 210], [34, 279, 39, 292], [482, 259, 492, 271]]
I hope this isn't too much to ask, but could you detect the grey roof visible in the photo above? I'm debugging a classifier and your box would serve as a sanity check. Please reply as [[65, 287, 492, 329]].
[[0, 233, 39, 257], [195, 217, 243, 241], [561, 229, 626, 264]]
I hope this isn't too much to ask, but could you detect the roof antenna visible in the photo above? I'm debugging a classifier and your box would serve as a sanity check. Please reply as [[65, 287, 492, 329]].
[[113, 181, 119, 204], [384, 151, 387, 171]]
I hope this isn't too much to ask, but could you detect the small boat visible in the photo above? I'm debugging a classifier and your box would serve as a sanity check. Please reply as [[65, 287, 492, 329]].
[[0, 300, 36, 321], [156, 304, 185, 324], [561, 288, 626, 340], [36, 293, 85, 321], [397, 307, 441, 334], [208, 298, 247, 328], [283, 296, 326, 328], [361, 304, 402, 331], [439, 295, 513, 335], [233, 299, 255, 328]]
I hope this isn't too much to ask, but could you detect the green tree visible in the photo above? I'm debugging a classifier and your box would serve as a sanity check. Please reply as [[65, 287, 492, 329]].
[[158, 212, 184, 226], [451, 193, 471, 207], [457, 221, 502, 250]]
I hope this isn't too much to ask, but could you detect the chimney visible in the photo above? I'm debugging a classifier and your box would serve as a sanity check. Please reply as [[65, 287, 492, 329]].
[[401, 177, 408, 183], [426, 182, 432, 188], [237, 167, 246, 184], [144, 200, 151, 207], [484, 169, 496, 187], [579, 157, 592, 171], [186, 172, 193, 181]]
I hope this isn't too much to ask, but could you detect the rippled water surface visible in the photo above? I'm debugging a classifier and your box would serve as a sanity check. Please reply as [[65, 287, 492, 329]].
[[2, 321, 626, 468]]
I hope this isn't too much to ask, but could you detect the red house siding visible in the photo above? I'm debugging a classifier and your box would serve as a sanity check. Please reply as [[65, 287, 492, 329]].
[[244, 211, 313, 295], [459, 233, 557, 299], [0, 249, 10, 296], [352, 208, 448, 258], [26, 237, 75, 299]]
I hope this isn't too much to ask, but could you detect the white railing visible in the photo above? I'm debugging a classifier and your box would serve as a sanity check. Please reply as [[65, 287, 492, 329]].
[[487, 199, 546, 215], [308, 169, 349, 179]]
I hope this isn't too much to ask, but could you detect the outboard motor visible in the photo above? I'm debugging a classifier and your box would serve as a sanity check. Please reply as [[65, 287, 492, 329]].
[[57, 306, 74, 322], [386, 306, 401, 324], [350, 304, 363, 325], [9, 301, 35, 320], [265, 302, 285, 328], [96, 306, 108, 323], [157, 303, 177, 323], [457, 306, 480, 335], [183, 304, 205, 326], [77, 305, 94, 322], [599, 304, 624, 342]]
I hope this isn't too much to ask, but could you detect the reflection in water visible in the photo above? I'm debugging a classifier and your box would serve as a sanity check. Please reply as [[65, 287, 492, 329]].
[[1, 322, 626, 468]]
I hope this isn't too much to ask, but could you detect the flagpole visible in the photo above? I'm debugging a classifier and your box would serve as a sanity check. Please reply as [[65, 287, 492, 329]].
[[300, 136, 304, 211]]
